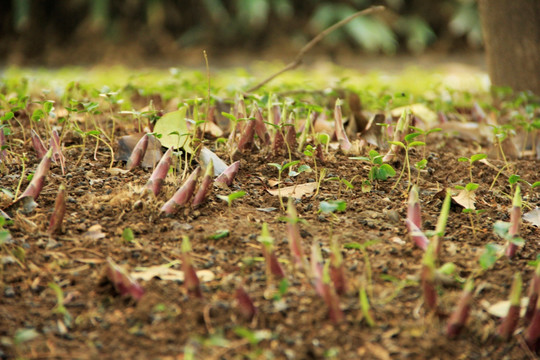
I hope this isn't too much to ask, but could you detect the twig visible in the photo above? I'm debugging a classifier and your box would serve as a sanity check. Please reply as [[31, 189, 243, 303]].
[[246, 5, 385, 93]]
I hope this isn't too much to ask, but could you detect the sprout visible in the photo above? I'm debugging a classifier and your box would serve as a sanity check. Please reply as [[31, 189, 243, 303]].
[[497, 273, 522, 341], [145, 147, 172, 196], [19, 148, 53, 200], [161, 167, 201, 214], [446, 279, 474, 338], [126, 133, 149, 170], [48, 184, 66, 234]]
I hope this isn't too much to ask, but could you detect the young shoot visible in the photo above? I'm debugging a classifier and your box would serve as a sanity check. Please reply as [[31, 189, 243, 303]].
[[457, 153, 487, 184], [216, 190, 246, 208], [389, 132, 426, 193]]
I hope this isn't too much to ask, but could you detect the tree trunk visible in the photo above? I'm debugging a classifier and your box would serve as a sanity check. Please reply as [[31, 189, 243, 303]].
[[478, 0, 540, 95]]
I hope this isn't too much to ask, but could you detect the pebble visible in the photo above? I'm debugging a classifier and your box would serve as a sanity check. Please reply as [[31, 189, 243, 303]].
[[4, 285, 15, 298]]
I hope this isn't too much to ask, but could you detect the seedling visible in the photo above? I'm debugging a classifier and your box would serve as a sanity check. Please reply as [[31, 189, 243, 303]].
[[446, 278, 474, 339], [409, 125, 441, 160], [18, 148, 52, 200], [48, 282, 72, 327], [525, 296, 540, 351], [321, 262, 344, 323], [329, 238, 347, 295], [192, 160, 214, 208], [343, 239, 379, 298], [48, 184, 66, 234], [350, 149, 396, 182], [182, 236, 202, 298], [235, 285, 257, 321], [383, 108, 411, 163], [493, 185, 523, 258], [283, 197, 307, 270], [359, 279, 375, 327], [497, 272, 522, 341], [389, 131, 426, 193], [105, 257, 145, 301], [122, 228, 135, 243], [126, 133, 149, 170], [216, 190, 245, 207], [161, 167, 201, 214], [215, 160, 240, 187], [257, 223, 285, 281], [526, 263, 540, 322], [455, 182, 481, 239], [421, 244, 437, 311], [145, 147, 173, 196], [268, 160, 299, 209], [478, 243, 503, 271], [334, 99, 352, 152], [458, 153, 487, 183]]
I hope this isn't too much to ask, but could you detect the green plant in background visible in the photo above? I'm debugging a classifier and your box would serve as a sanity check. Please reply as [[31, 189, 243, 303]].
[[217, 190, 246, 207], [458, 153, 487, 183], [350, 149, 396, 191], [388, 133, 426, 192]]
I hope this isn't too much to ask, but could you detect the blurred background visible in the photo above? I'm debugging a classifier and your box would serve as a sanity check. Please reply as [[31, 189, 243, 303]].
[[0, 0, 483, 67]]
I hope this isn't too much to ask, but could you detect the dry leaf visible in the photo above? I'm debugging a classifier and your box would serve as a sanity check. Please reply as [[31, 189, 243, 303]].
[[483, 297, 529, 318], [267, 183, 317, 199], [116, 133, 163, 168], [200, 146, 228, 176], [523, 208, 540, 227], [84, 224, 106, 240], [452, 189, 476, 210], [131, 264, 215, 282]]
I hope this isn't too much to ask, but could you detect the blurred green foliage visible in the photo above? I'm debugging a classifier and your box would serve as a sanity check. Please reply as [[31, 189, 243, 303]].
[[1, 0, 481, 63]]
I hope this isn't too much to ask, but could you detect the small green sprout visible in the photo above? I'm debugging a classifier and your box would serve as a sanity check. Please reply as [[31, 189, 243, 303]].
[[217, 190, 246, 207], [458, 153, 487, 183], [350, 149, 396, 181]]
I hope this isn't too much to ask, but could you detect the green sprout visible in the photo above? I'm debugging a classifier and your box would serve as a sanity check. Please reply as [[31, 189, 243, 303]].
[[217, 190, 246, 207], [458, 153, 487, 183]]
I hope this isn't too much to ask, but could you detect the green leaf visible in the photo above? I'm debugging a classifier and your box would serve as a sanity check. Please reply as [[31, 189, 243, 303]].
[[208, 229, 230, 240], [458, 157, 469, 162], [407, 141, 426, 147], [415, 159, 427, 169], [153, 107, 192, 153], [341, 179, 354, 189], [508, 174, 521, 185], [388, 141, 406, 149], [281, 160, 299, 172], [268, 163, 282, 171], [479, 243, 501, 270], [404, 132, 421, 142], [378, 164, 396, 180], [465, 182, 479, 192], [470, 153, 487, 163], [319, 200, 346, 213], [122, 228, 135, 242], [1, 111, 14, 121], [493, 221, 511, 239], [532, 181, 540, 189]]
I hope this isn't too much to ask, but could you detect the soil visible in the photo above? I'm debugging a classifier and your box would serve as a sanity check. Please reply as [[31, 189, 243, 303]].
[[0, 97, 539, 360]]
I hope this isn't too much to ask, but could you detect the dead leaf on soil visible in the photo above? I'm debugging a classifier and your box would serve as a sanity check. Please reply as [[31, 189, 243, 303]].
[[362, 342, 391, 360], [84, 224, 106, 240], [131, 264, 215, 282], [266, 183, 317, 199], [116, 133, 163, 168], [451, 189, 476, 210], [200, 146, 228, 176], [482, 297, 529, 318], [107, 167, 131, 176], [391, 103, 437, 129], [523, 208, 540, 227]]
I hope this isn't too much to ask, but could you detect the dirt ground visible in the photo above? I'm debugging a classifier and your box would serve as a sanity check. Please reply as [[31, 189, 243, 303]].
[[0, 91, 539, 360]]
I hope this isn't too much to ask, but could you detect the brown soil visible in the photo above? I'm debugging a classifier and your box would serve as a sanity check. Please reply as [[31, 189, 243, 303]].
[[1, 103, 539, 360]]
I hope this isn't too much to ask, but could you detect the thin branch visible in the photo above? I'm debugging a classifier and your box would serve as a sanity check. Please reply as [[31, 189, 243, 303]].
[[246, 5, 386, 93]]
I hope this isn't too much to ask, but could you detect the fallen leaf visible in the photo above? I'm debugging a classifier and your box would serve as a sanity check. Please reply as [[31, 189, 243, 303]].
[[131, 264, 215, 282], [153, 107, 192, 153], [116, 133, 163, 168], [266, 183, 317, 199], [452, 189, 476, 210], [200, 146, 228, 176], [483, 297, 529, 318], [523, 208, 540, 227], [84, 224, 106, 240], [107, 167, 130, 176]]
